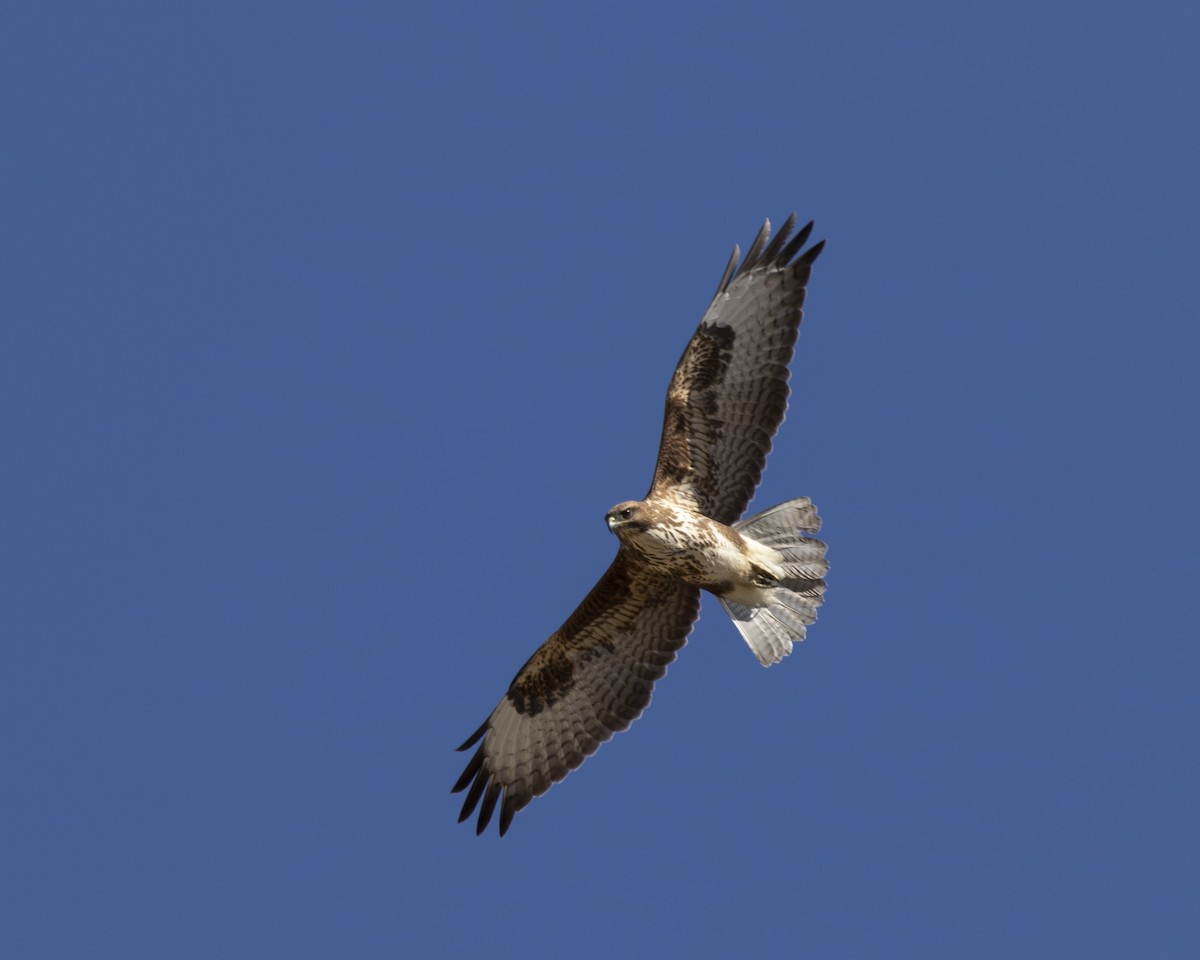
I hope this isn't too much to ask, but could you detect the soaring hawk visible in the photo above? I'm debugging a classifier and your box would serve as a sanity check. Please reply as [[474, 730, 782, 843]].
[[453, 214, 829, 836]]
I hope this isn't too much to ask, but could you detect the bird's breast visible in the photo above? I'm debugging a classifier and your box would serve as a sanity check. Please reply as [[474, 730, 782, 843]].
[[620, 512, 753, 589]]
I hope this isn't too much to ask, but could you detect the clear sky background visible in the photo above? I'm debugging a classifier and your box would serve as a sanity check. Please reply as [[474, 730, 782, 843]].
[[4, 2, 1197, 957]]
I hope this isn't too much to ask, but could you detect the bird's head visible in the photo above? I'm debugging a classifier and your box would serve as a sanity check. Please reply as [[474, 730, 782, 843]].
[[605, 500, 648, 535]]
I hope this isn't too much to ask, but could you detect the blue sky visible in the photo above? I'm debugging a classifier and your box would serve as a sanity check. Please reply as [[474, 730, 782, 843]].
[[4, 1, 1198, 957]]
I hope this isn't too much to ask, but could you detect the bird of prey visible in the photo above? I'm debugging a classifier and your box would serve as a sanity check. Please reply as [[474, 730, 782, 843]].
[[453, 214, 828, 836]]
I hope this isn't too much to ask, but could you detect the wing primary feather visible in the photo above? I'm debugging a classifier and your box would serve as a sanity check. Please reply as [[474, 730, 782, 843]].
[[451, 743, 485, 794], [713, 244, 740, 297], [457, 766, 488, 823], [499, 795, 517, 837], [780, 222, 817, 264], [456, 791, 477, 824], [476, 781, 502, 835], [456, 720, 488, 752], [799, 237, 826, 266], [738, 219, 772, 274], [758, 212, 797, 263]]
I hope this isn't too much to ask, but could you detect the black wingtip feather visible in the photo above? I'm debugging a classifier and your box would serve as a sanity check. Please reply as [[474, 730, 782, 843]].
[[457, 763, 488, 823], [801, 238, 826, 265], [451, 743, 485, 794], [456, 720, 488, 752], [499, 796, 516, 836], [715, 215, 822, 297], [476, 782, 502, 835], [779, 219, 816, 264], [759, 212, 798, 263]]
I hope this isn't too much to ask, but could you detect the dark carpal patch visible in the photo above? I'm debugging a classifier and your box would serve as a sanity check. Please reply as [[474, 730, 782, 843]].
[[657, 323, 736, 484], [687, 322, 736, 393], [656, 404, 692, 484], [507, 646, 575, 716]]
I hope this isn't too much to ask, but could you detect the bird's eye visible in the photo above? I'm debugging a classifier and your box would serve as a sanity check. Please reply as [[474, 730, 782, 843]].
[[621, 508, 633, 520]]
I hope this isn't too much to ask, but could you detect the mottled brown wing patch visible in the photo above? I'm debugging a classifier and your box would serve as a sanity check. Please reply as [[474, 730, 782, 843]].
[[655, 322, 736, 490], [452, 551, 700, 836], [506, 644, 574, 716]]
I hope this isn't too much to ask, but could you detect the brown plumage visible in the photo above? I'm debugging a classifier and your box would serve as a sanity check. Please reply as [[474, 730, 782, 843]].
[[453, 215, 828, 835]]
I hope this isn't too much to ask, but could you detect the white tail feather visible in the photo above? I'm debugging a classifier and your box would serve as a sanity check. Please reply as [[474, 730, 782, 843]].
[[735, 497, 822, 538], [721, 498, 829, 666], [719, 589, 823, 666]]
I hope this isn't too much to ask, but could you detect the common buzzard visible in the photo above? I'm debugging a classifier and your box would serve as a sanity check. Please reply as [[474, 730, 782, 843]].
[[453, 215, 828, 836]]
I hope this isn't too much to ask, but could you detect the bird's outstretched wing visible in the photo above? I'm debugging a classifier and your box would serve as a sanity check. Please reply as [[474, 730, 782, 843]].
[[650, 214, 824, 524], [452, 553, 700, 836]]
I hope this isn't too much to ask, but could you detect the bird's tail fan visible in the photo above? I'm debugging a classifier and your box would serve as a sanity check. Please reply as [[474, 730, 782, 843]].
[[721, 498, 828, 667]]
